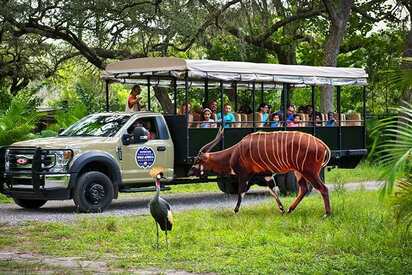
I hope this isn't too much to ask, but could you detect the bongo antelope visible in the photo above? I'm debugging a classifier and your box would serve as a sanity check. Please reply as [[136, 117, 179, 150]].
[[189, 128, 331, 216]]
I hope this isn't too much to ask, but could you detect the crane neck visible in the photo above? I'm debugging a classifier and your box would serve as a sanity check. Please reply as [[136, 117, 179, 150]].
[[154, 179, 161, 200]]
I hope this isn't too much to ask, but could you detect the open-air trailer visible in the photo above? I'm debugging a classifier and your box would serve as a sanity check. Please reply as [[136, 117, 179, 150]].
[[103, 57, 368, 177]]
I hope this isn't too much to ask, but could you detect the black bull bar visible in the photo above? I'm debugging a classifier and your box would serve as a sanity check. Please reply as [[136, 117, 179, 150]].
[[0, 146, 72, 199]]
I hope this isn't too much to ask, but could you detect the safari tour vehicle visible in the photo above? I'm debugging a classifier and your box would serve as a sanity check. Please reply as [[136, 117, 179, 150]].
[[0, 57, 368, 212]]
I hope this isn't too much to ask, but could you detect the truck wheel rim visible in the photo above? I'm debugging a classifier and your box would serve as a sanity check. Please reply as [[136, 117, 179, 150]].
[[86, 183, 105, 205]]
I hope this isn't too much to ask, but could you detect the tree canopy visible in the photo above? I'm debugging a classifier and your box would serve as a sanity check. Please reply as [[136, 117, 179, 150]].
[[0, 0, 410, 114]]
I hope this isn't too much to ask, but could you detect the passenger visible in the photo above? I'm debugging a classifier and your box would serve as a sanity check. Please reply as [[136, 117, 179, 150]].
[[287, 114, 301, 127], [326, 112, 336, 127], [217, 103, 236, 128], [315, 114, 323, 126], [178, 102, 191, 115], [257, 103, 269, 127], [267, 104, 272, 116], [192, 104, 202, 126], [286, 105, 296, 123], [125, 84, 142, 112], [200, 108, 216, 128], [306, 105, 323, 125], [270, 113, 281, 128], [297, 106, 306, 114], [238, 104, 252, 114], [208, 99, 218, 120], [143, 121, 156, 139]]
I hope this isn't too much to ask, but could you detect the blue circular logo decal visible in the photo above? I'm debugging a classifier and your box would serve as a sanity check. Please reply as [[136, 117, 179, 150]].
[[135, 147, 156, 168]]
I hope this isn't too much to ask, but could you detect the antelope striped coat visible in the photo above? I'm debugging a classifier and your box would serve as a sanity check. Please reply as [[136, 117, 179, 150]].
[[231, 131, 331, 175]]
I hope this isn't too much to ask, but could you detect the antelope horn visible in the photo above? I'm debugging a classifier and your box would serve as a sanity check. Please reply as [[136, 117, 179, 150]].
[[199, 126, 224, 153]]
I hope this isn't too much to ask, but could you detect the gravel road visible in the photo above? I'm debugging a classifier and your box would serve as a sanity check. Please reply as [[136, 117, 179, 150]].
[[0, 181, 383, 225]]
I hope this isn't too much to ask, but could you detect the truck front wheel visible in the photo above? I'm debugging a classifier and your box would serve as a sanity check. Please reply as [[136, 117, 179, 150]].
[[73, 171, 114, 213], [13, 198, 47, 209], [217, 176, 239, 194]]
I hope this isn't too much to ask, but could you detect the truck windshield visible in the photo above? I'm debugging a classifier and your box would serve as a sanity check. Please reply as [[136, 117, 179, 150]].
[[60, 114, 131, 137]]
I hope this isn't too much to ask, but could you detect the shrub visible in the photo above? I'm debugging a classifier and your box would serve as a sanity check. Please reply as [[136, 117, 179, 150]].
[[0, 92, 41, 146]]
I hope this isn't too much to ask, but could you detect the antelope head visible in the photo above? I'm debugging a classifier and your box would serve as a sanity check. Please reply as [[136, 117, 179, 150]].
[[188, 127, 224, 177]]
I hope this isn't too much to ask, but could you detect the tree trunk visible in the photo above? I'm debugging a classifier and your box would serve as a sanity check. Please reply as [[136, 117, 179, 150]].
[[320, 0, 353, 113], [400, 19, 412, 103], [153, 86, 175, 114]]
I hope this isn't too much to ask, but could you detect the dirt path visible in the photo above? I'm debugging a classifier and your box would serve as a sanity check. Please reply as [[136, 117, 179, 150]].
[[0, 181, 383, 225], [0, 250, 211, 274]]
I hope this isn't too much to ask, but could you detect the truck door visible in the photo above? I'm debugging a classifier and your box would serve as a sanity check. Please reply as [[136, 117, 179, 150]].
[[120, 116, 174, 184]]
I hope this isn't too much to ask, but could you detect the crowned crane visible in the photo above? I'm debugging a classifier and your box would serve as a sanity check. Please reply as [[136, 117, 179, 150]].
[[148, 167, 173, 247]]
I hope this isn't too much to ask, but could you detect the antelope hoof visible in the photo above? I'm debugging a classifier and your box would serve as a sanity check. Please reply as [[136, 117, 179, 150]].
[[287, 208, 294, 214], [323, 212, 332, 218], [234, 207, 239, 213], [279, 207, 285, 215]]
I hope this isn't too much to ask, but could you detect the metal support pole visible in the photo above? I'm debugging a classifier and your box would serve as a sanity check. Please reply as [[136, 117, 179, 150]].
[[204, 78, 209, 108], [234, 82, 238, 112], [147, 77, 151, 111], [363, 86, 367, 149], [252, 82, 256, 132], [311, 85, 316, 135], [105, 80, 109, 112], [184, 71, 189, 161], [173, 77, 177, 115], [220, 80, 225, 149], [337, 86, 342, 152], [261, 82, 264, 104], [283, 83, 287, 130]]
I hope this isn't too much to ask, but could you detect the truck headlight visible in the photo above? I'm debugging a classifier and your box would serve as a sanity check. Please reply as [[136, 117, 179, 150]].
[[5, 149, 9, 172], [47, 150, 73, 173]]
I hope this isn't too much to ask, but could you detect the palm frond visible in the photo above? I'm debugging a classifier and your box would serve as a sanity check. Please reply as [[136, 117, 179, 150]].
[[375, 101, 412, 196], [393, 179, 412, 229]]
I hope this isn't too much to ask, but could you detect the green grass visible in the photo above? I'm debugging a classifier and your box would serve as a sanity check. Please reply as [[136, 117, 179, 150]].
[[0, 191, 411, 274], [0, 193, 11, 204], [326, 162, 384, 184]]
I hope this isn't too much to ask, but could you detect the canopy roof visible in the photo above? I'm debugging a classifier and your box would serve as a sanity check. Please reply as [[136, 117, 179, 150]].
[[103, 57, 368, 86]]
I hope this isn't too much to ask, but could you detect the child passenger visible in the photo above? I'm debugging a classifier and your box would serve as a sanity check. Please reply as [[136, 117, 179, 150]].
[[287, 114, 301, 127], [270, 113, 281, 128], [200, 108, 216, 128], [326, 112, 336, 127]]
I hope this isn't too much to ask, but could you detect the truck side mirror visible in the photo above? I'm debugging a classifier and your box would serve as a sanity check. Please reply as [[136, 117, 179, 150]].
[[122, 134, 132, 145], [132, 127, 149, 144]]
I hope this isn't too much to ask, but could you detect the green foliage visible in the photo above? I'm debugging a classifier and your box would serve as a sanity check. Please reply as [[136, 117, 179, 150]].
[[0, 194, 11, 204], [375, 102, 412, 195], [0, 87, 12, 112], [207, 36, 268, 63], [392, 179, 412, 230], [0, 92, 41, 146], [1, 192, 410, 274], [47, 103, 88, 132]]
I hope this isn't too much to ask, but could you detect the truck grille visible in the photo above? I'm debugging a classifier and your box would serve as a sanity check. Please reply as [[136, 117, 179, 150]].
[[6, 147, 55, 173]]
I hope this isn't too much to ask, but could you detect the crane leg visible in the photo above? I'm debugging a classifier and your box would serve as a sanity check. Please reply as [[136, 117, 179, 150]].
[[164, 217, 168, 247], [155, 221, 159, 248]]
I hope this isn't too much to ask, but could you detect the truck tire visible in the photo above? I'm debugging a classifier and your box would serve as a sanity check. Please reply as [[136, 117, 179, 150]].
[[73, 171, 114, 213], [217, 176, 238, 194], [275, 172, 297, 196], [276, 172, 313, 196], [13, 198, 47, 209]]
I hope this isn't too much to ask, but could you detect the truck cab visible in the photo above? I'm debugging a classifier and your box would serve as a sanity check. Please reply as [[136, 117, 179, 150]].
[[0, 112, 174, 212]]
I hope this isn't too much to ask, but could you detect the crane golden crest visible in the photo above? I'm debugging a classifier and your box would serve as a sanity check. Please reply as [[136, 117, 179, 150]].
[[149, 166, 165, 178]]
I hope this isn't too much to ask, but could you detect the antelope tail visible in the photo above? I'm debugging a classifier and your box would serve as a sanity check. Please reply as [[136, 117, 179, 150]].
[[321, 146, 331, 168]]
